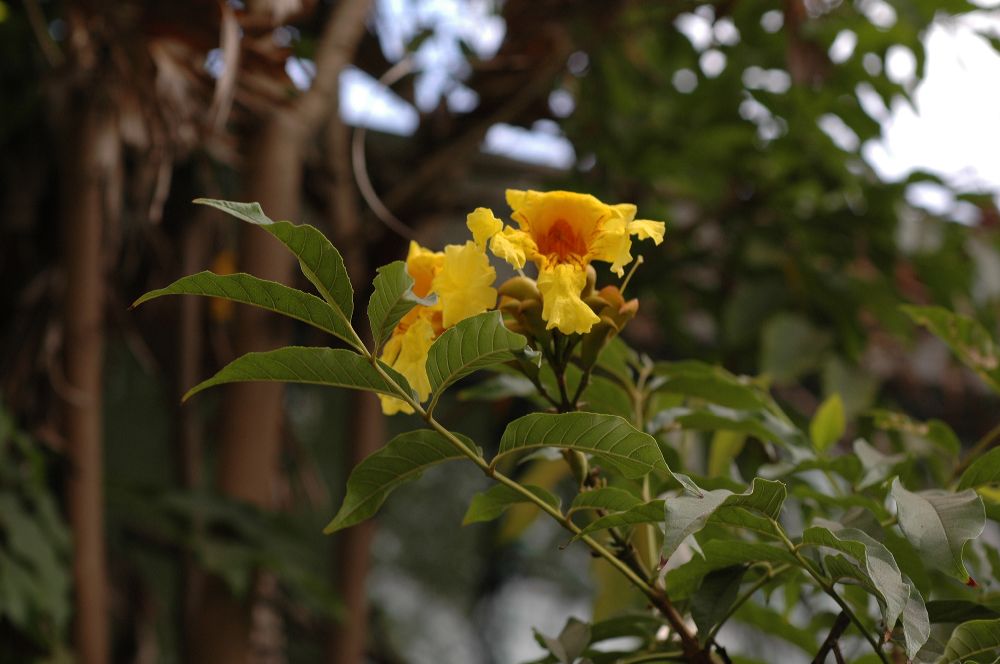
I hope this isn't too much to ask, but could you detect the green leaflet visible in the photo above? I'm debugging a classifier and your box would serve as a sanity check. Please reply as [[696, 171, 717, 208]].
[[324, 430, 471, 534], [805, 526, 910, 647], [184, 347, 410, 402], [194, 198, 355, 321], [891, 479, 986, 584], [367, 261, 435, 354], [425, 311, 527, 408], [650, 404, 809, 448], [569, 487, 644, 515], [901, 577, 932, 661], [462, 484, 560, 525], [661, 477, 787, 560], [935, 618, 1000, 664], [493, 412, 669, 479], [691, 565, 747, 644], [664, 540, 795, 599], [957, 447, 1000, 491], [574, 500, 664, 538], [650, 360, 776, 411], [132, 272, 357, 348]]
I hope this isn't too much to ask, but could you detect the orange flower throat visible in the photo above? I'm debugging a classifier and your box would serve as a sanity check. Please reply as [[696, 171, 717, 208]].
[[536, 218, 588, 263]]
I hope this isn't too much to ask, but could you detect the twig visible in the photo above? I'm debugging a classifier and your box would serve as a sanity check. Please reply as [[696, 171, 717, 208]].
[[951, 419, 1000, 482], [812, 612, 851, 664], [364, 349, 712, 664], [775, 526, 889, 664]]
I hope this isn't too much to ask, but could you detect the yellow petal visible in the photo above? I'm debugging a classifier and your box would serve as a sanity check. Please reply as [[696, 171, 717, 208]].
[[432, 241, 498, 328], [406, 241, 444, 298], [379, 314, 436, 412], [612, 203, 638, 223], [489, 227, 537, 270], [505, 188, 529, 214], [466, 207, 503, 248], [629, 219, 665, 244], [536, 263, 601, 335], [587, 213, 632, 276], [378, 394, 414, 415]]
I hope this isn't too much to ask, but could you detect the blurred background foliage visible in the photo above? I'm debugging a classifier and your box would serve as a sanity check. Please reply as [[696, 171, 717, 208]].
[[1, 0, 999, 662]]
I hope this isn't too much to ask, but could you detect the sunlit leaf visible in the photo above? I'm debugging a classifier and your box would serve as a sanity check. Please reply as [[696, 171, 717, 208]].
[[957, 448, 1000, 491], [810, 393, 845, 453]]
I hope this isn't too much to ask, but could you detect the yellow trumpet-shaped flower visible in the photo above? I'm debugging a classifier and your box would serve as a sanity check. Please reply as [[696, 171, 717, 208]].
[[379, 237, 498, 414], [475, 189, 665, 335]]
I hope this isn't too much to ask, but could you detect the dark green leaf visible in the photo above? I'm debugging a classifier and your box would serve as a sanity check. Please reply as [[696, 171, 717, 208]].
[[494, 412, 669, 479], [462, 484, 560, 525], [691, 565, 747, 643], [184, 347, 409, 402], [133, 272, 358, 348], [194, 198, 355, 319], [665, 540, 795, 599], [324, 430, 469, 533], [425, 311, 527, 407], [651, 360, 775, 411], [575, 500, 664, 538], [927, 601, 1000, 624], [957, 447, 1000, 491], [936, 618, 1000, 664], [367, 261, 435, 354], [569, 487, 643, 514]]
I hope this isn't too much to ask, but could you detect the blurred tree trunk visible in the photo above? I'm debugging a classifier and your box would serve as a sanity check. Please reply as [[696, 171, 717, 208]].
[[61, 92, 119, 664], [189, 2, 374, 662], [326, 76, 384, 662]]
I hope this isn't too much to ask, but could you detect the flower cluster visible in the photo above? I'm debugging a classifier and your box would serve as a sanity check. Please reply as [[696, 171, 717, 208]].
[[378, 189, 665, 415]]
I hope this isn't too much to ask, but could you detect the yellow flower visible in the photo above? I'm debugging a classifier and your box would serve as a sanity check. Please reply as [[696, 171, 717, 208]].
[[378, 235, 498, 414], [477, 189, 665, 334], [433, 241, 498, 328]]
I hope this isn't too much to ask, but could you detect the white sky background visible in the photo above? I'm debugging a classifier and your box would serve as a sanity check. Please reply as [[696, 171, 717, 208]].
[[321, 0, 1000, 221]]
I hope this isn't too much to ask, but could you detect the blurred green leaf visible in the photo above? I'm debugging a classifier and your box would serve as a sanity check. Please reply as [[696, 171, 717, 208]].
[[810, 393, 845, 453], [462, 484, 560, 525]]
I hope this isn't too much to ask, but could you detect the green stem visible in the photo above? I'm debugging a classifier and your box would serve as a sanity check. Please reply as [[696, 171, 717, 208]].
[[617, 651, 685, 664], [951, 419, 1000, 482], [773, 523, 889, 664]]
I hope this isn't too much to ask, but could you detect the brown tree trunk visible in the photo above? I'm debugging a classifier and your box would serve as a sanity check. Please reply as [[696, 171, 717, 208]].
[[61, 96, 118, 664], [326, 73, 384, 661], [189, 2, 374, 661]]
